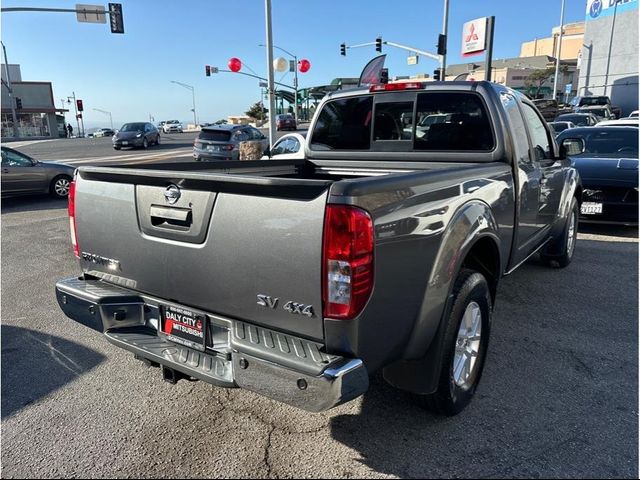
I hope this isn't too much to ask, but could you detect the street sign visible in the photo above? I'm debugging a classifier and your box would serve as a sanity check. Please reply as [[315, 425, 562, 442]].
[[407, 55, 419, 65], [211, 66, 218, 74], [75, 4, 106, 23], [565, 83, 573, 93], [259, 81, 268, 87], [108, 3, 124, 34], [461, 17, 488, 57]]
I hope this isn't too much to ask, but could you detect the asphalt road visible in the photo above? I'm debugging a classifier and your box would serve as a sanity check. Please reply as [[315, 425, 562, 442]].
[[1, 194, 638, 478], [7, 128, 305, 167]]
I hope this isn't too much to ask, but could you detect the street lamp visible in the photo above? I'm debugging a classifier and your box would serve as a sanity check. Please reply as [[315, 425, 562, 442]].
[[170, 80, 197, 126], [259, 43, 300, 124], [93, 108, 113, 130]]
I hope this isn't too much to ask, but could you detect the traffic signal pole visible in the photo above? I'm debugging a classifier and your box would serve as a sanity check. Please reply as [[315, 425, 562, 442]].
[[1, 42, 19, 137], [264, 0, 277, 148], [441, 0, 450, 79]]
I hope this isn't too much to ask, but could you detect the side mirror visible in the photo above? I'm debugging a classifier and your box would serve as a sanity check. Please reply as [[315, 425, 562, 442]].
[[560, 138, 585, 158]]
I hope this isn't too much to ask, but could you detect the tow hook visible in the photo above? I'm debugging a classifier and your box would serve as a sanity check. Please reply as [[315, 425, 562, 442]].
[[161, 365, 190, 385]]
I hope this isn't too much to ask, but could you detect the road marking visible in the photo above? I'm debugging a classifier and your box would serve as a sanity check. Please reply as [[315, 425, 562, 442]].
[[57, 148, 193, 165]]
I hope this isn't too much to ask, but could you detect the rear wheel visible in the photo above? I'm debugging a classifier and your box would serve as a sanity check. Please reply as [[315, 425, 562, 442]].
[[541, 197, 578, 268], [50, 175, 72, 199], [413, 269, 492, 416]]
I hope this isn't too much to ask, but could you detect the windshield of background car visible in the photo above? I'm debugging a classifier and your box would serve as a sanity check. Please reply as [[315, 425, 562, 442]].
[[199, 130, 232, 142], [558, 115, 589, 126], [310, 91, 494, 151], [120, 123, 145, 132], [566, 129, 639, 156], [579, 97, 607, 106]]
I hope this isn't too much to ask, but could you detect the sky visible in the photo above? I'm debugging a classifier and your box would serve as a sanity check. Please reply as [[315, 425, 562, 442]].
[[1, 0, 587, 129]]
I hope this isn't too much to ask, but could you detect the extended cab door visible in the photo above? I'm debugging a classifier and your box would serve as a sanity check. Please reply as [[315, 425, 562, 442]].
[[519, 101, 565, 231]]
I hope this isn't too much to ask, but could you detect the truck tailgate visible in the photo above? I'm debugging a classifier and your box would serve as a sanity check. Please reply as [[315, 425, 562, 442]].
[[73, 167, 332, 341]]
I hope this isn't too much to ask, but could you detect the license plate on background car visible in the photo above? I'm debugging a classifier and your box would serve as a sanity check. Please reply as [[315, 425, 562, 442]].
[[581, 202, 603, 215], [160, 305, 207, 351], [122, 141, 128, 145]]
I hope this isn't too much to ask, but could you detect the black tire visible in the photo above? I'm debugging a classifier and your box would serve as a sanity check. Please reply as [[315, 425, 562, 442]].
[[142, 138, 148, 149], [114, 146, 121, 150], [413, 269, 492, 416], [49, 175, 72, 199], [541, 197, 578, 268], [155, 134, 160, 146]]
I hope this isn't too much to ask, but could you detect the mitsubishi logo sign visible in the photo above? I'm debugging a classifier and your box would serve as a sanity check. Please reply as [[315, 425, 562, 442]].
[[462, 17, 488, 57]]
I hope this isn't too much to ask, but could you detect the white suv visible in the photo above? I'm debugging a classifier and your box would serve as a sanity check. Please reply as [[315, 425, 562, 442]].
[[163, 120, 183, 133]]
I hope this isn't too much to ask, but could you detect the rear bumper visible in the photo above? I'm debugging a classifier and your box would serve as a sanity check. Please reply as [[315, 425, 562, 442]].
[[55, 276, 368, 412]]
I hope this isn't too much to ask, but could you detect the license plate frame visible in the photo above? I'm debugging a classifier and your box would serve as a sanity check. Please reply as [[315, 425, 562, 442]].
[[159, 304, 207, 351], [122, 141, 129, 146], [581, 202, 603, 215]]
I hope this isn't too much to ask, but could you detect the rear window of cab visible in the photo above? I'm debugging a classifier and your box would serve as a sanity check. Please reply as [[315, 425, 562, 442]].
[[310, 91, 495, 152]]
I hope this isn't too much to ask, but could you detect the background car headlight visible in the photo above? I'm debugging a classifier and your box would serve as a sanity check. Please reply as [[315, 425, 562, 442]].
[[136, 133, 142, 138]]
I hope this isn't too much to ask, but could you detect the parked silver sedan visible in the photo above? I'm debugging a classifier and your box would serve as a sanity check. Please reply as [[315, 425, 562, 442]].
[[1, 146, 76, 198]]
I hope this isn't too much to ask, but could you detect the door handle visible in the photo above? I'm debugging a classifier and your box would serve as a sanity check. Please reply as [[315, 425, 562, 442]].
[[150, 205, 192, 229]]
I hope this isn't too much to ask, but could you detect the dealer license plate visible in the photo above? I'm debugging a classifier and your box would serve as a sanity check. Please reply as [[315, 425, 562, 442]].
[[581, 202, 603, 215], [160, 304, 207, 351]]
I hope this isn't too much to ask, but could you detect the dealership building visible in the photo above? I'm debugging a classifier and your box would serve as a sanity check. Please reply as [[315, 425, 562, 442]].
[[578, 0, 639, 115], [1, 64, 68, 139]]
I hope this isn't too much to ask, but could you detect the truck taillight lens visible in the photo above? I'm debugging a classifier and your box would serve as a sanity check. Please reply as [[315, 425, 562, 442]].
[[68, 181, 79, 258], [322, 205, 374, 320]]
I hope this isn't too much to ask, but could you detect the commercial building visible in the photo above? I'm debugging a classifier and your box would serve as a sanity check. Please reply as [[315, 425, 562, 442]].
[[520, 22, 585, 61], [578, 0, 638, 115], [1, 64, 68, 139]]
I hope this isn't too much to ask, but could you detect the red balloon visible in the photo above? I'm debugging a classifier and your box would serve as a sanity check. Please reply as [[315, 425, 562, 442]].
[[298, 59, 311, 73], [228, 57, 242, 73]]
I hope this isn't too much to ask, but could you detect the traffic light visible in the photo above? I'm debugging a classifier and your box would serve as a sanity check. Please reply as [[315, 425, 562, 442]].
[[380, 68, 389, 84], [205, 65, 211, 76], [340, 43, 346, 56], [15, 97, 22, 109], [76, 99, 84, 112], [433, 69, 441, 81], [108, 3, 124, 34], [437, 34, 447, 56], [375, 37, 382, 53]]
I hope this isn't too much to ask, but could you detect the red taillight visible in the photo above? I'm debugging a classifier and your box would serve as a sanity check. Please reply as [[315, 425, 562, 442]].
[[68, 181, 79, 258], [322, 205, 374, 320], [369, 82, 425, 92]]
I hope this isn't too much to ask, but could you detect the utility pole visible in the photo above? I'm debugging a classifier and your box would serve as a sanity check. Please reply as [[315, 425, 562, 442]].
[[170, 81, 197, 126], [1, 42, 19, 138], [441, 0, 450, 79], [552, 0, 566, 100], [264, 0, 277, 147]]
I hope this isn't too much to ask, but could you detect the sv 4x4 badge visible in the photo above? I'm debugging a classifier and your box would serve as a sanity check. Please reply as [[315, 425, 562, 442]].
[[257, 294, 314, 317]]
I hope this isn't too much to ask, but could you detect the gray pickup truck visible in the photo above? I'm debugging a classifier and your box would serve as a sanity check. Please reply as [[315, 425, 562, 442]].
[[56, 81, 582, 415]]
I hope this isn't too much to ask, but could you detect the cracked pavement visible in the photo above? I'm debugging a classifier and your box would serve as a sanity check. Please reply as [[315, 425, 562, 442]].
[[2, 195, 637, 478]]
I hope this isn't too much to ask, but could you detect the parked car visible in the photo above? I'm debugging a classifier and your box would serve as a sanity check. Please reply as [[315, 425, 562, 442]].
[[193, 124, 268, 161], [628, 110, 639, 118], [275, 114, 297, 131], [157, 121, 166, 131], [163, 120, 183, 133], [575, 105, 615, 121], [597, 118, 639, 128], [555, 112, 599, 127], [1, 146, 75, 198], [57, 81, 581, 416], [93, 128, 115, 138], [548, 121, 576, 135], [532, 98, 559, 121], [112, 122, 160, 150], [557, 126, 638, 225], [571, 95, 621, 119], [262, 132, 306, 160]]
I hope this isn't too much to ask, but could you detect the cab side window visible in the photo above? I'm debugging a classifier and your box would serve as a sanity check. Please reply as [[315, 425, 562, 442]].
[[522, 103, 552, 161]]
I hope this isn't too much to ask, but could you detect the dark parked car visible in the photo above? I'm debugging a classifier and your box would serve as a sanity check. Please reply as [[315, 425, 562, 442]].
[[275, 114, 296, 131], [555, 113, 599, 127], [193, 124, 268, 161], [557, 126, 638, 225], [1, 146, 75, 198], [113, 122, 160, 150]]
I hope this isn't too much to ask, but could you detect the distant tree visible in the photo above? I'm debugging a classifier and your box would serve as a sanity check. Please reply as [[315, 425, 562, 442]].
[[525, 65, 568, 98], [245, 102, 267, 121]]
